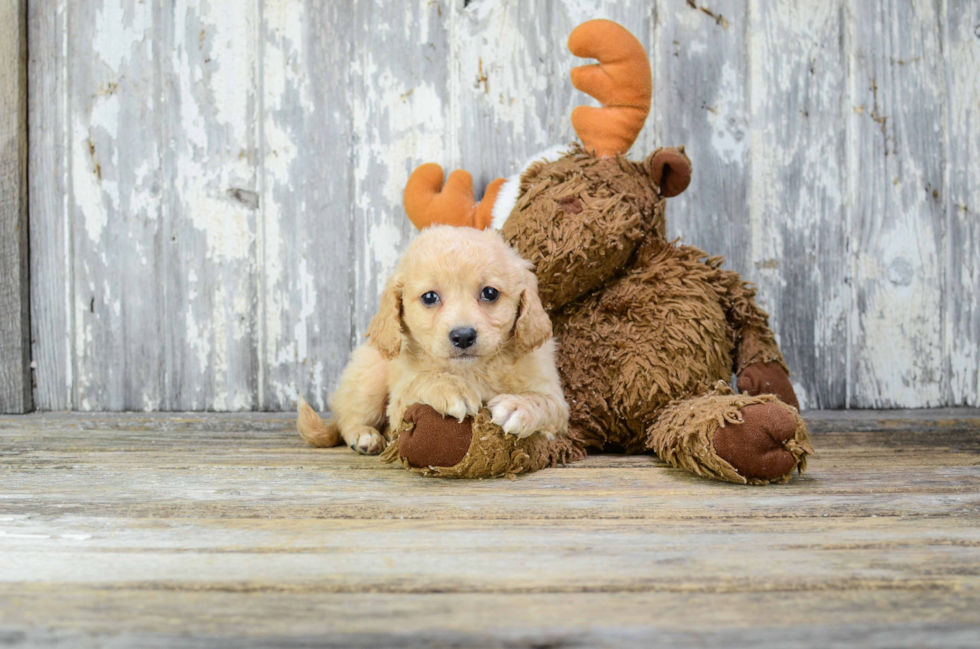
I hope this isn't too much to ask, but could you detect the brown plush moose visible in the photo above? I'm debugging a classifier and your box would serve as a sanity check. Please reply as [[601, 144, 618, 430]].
[[372, 19, 813, 484]]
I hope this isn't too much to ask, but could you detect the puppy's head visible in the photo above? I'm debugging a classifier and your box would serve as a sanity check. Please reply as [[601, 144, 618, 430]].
[[367, 226, 551, 363]]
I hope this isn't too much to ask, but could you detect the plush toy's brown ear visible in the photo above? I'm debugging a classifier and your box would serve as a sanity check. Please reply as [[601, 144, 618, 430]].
[[648, 146, 692, 198], [366, 275, 404, 360], [511, 270, 553, 356]]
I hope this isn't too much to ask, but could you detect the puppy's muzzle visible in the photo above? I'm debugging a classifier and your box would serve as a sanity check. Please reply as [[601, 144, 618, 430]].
[[449, 327, 478, 350]]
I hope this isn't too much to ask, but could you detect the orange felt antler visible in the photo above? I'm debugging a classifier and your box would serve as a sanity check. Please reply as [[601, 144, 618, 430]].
[[403, 163, 504, 231], [568, 19, 652, 158]]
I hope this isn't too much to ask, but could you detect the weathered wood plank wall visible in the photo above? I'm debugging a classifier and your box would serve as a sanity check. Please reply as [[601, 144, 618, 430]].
[[0, 0, 31, 414], [26, 0, 980, 411]]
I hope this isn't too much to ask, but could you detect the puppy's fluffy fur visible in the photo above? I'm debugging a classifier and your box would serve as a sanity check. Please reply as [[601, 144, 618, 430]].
[[298, 226, 569, 454]]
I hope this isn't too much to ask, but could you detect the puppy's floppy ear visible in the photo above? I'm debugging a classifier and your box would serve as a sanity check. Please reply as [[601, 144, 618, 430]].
[[367, 275, 404, 360], [511, 268, 553, 356]]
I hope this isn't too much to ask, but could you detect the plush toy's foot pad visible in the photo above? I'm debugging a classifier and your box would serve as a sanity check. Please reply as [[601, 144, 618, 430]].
[[647, 383, 814, 485], [712, 403, 800, 481], [381, 404, 587, 478], [398, 404, 472, 468]]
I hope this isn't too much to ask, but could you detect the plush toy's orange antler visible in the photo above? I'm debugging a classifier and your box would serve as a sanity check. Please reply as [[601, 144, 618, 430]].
[[569, 19, 652, 158], [403, 163, 504, 231]]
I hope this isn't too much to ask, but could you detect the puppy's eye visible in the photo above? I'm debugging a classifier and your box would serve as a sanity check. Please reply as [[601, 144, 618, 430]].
[[420, 291, 440, 306], [480, 287, 500, 302]]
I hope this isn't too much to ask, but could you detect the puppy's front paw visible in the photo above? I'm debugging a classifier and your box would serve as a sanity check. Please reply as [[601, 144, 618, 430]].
[[345, 426, 386, 455], [419, 385, 480, 422], [489, 395, 537, 439]]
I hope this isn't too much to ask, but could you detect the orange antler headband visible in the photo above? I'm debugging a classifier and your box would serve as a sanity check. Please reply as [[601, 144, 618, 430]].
[[403, 163, 505, 231], [569, 19, 652, 157]]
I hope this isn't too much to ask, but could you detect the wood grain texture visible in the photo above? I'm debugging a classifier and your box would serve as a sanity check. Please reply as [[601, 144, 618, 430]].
[[748, 0, 848, 409], [66, 0, 164, 410], [159, 0, 261, 411], [27, 0, 70, 411], [944, 0, 980, 406], [0, 0, 31, 413], [2, 590, 980, 649], [0, 410, 978, 647], [257, 1, 354, 411], [25, 1, 980, 410], [847, 0, 947, 407]]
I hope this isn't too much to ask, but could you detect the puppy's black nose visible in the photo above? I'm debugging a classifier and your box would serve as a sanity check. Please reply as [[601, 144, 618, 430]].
[[449, 327, 478, 349]]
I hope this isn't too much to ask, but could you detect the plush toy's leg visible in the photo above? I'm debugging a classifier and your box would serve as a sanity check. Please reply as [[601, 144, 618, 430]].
[[380, 404, 586, 478], [646, 383, 813, 485]]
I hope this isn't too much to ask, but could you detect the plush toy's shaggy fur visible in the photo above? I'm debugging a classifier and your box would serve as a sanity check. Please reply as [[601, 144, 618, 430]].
[[502, 145, 791, 455]]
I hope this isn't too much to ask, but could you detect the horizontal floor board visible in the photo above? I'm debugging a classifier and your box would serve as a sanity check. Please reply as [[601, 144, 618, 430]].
[[2, 589, 979, 648], [1, 517, 979, 595]]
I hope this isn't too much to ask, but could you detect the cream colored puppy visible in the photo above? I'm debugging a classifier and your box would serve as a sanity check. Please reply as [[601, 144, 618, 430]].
[[298, 225, 568, 454]]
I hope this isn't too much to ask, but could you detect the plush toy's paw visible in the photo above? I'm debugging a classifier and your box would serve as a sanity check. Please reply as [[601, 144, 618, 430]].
[[648, 390, 813, 485], [347, 426, 386, 455], [713, 403, 809, 481], [397, 404, 473, 468], [381, 405, 587, 478], [737, 361, 800, 411], [488, 394, 544, 439]]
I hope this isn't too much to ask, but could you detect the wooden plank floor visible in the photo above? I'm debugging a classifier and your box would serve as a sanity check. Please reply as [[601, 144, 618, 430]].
[[1, 410, 979, 648]]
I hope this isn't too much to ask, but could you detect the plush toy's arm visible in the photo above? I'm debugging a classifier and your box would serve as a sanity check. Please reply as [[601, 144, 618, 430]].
[[717, 269, 800, 410]]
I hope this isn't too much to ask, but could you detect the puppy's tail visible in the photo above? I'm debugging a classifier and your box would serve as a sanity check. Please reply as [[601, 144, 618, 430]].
[[297, 397, 342, 447]]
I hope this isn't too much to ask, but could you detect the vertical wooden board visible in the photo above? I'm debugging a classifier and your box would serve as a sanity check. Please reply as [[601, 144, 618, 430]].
[[746, 0, 847, 409], [654, 0, 751, 274], [156, 0, 260, 410], [64, 0, 168, 410], [847, 0, 946, 407], [259, 1, 354, 411], [0, 0, 31, 413], [28, 0, 71, 411], [349, 0, 453, 337], [945, 1, 979, 406]]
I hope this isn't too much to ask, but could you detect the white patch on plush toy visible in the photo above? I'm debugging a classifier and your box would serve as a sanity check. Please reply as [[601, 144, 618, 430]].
[[490, 176, 521, 231], [491, 145, 569, 230]]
